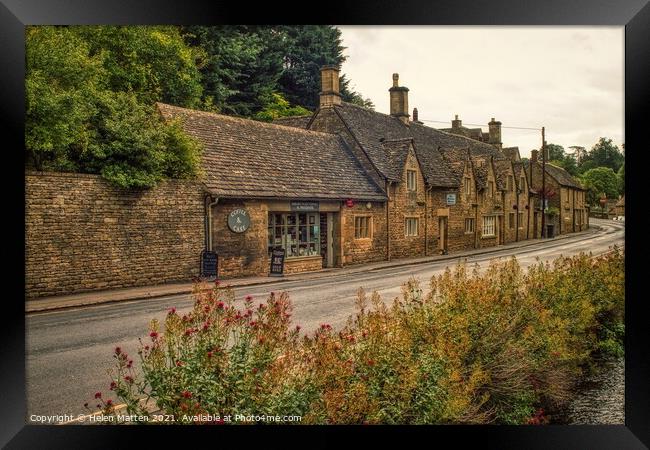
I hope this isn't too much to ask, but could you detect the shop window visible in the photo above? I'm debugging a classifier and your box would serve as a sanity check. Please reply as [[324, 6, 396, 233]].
[[268, 212, 320, 258], [354, 216, 372, 239], [407, 170, 417, 191], [482, 215, 496, 237], [465, 218, 475, 233], [405, 217, 419, 236]]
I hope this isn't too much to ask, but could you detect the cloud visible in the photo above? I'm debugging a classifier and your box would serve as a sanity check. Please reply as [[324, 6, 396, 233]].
[[338, 26, 624, 152]]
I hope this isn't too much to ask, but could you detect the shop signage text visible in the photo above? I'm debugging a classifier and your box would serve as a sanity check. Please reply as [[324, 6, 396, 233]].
[[228, 209, 250, 233], [201, 250, 218, 278], [446, 193, 457, 205], [269, 248, 285, 276], [290, 201, 319, 212]]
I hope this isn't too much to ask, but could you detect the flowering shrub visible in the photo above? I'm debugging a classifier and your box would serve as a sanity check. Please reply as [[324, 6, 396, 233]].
[[93, 248, 624, 424]]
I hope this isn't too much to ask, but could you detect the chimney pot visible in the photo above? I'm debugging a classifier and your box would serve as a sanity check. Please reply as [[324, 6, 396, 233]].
[[319, 65, 342, 108], [389, 73, 409, 124], [412, 108, 419, 122], [531, 150, 539, 163], [488, 117, 502, 151]]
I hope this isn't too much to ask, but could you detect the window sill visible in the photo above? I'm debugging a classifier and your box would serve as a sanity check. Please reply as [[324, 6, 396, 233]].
[[481, 235, 496, 239], [354, 237, 373, 241], [405, 235, 419, 238], [284, 255, 322, 261]]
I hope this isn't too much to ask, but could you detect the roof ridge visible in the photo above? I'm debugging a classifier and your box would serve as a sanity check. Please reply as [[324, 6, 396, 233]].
[[156, 102, 334, 138]]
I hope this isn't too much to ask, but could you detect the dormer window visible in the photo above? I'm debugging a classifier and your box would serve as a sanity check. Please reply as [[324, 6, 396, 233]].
[[407, 170, 417, 191], [488, 180, 495, 197]]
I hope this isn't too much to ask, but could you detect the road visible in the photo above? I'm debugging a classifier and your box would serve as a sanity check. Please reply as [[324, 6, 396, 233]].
[[25, 218, 624, 423]]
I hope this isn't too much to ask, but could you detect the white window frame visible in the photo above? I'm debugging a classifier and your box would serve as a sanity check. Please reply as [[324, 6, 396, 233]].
[[482, 215, 496, 237], [406, 170, 417, 192], [464, 218, 475, 234], [464, 177, 471, 196], [405, 217, 419, 237], [354, 216, 372, 239]]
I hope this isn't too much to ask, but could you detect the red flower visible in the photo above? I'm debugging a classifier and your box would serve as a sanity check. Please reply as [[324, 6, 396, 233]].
[[176, 360, 184, 367], [127, 360, 133, 369], [252, 367, 258, 374], [182, 390, 192, 399], [109, 382, 117, 390], [215, 280, 221, 287], [245, 295, 253, 301], [94, 392, 102, 399], [124, 376, 133, 384], [207, 351, 213, 358], [295, 325, 301, 332], [181, 404, 188, 412], [114, 347, 121, 355], [144, 345, 150, 351], [106, 399, 113, 406], [217, 302, 225, 309], [149, 331, 158, 339], [168, 307, 176, 314], [367, 359, 375, 366]]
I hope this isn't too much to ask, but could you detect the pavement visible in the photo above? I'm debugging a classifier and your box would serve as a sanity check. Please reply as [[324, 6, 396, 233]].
[[26, 225, 602, 313]]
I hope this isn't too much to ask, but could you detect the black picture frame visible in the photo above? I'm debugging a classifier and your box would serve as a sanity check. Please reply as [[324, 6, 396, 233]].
[[4, 1, 648, 447]]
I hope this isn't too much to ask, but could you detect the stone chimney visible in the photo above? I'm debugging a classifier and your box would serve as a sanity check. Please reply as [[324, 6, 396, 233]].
[[389, 73, 409, 125], [412, 108, 418, 122], [452, 114, 462, 129], [319, 65, 341, 108], [488, 117, 502, 150], [531, 149, 539, 163]]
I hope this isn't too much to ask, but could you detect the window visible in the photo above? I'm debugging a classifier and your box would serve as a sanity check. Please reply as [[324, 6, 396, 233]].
[[354, 216, 372, 239], [268, 213, 320, 258], [488, 181, 495, 197], [465, 218, 475, 233], [509, 212, 515, 229], [405, 217, 419, 236], [518, 212, 524, 228], [482, 215, 496, 237], [520, 176, 526, 191], [464, 177, 472, 196], [407, 170, 417, 191]]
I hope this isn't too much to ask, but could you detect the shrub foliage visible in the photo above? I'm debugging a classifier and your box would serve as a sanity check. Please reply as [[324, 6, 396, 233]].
[[96, 249, 624, 424]]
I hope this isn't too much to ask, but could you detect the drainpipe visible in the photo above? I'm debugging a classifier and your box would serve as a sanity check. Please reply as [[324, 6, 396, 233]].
[[205, 195, 220, 251], [424, 188, 428, 256], [386, 179, 391, 261]]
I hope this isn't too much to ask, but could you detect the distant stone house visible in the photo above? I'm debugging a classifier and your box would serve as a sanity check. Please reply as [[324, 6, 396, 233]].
[[615, 195, 625, 217], [525, 150, 589, 237]]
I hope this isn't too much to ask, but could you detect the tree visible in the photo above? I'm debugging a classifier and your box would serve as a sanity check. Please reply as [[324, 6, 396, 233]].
[[617, 164, 625, 195], [580, 138, 624, 173], [545, 143, 566, 162], [580, 167, 620, 206], [253, 93, 311, 122], [26, 26, 202, 188]]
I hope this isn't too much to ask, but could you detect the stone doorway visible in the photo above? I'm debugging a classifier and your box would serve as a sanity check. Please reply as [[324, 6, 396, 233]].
[[438, 216, 448, 254]]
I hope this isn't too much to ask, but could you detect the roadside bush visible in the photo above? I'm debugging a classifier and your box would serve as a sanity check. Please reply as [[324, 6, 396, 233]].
[[94, 248, 624, 424]]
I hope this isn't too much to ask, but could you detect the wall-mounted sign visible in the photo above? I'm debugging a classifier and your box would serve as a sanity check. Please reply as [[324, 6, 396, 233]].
[[345, 199, 355, 208], [269, 248, 285, 276], [290, 201, 319, 212], [228, 209, 250, 233], [446, 193, 457, 205], [201, 250, 218, 278]]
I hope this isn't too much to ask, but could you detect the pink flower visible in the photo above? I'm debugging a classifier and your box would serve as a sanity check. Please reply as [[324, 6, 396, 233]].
[[215, 280, 221, 287], [176, 360, 184, 367], [295, 325, 301, 332], [127, 360, 133, 369], [217, 302, 225, 309], [149, 331, 158, 339], [245, 295, 253, 301], [94, 392, 102, 399], [114, 347, 121, 355], [168, 307, 176, 314], [109, 382, 116, 391], [124, 376, 133, 384], [182, 390, 192, 399], [207, 351, 213, 358], [106, 399, 113, 406]]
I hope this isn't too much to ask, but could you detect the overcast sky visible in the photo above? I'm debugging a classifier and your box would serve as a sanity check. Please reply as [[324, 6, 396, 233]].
[[337, 26, 624, 158]]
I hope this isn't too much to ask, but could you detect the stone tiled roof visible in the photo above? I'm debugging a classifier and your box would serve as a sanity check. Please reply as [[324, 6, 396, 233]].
[[502, 146, 521, 161], [381, 138, 413, 180], [493, 159, 513, 191], [333, 102, 507, 188], [524, 160, 584, 189], [271, 115, 312, 129], [439, 147, 470, 185], [157, 103, 387, 201], [440, 126, 485, 141], [512, 161, 526, 189]]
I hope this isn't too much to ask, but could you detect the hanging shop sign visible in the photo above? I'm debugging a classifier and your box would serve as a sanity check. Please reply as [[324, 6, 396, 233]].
[[269, 247, 286, 276], [446, 193, 457, 205], [201, 250, 218, 278], [290, 201, 319, 212], [228, 209, 250, 233]]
